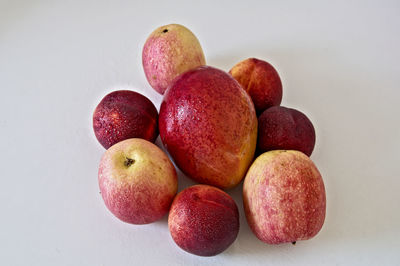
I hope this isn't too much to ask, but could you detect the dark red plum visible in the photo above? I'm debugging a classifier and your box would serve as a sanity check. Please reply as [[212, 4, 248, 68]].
[[168, 185, 239, 256], [258, 106, 316, 156], [93, 90, 158, 149]]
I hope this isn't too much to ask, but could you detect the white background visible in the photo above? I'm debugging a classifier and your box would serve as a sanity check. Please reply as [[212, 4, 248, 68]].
[[1, 0, 399, 265]]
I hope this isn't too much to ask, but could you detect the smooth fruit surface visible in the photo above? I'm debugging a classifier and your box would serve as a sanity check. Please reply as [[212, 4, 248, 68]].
[[258, 106, 316, 156], [142, 24, 206, 94], [243, 150, 326, 244], [159, 66, 257, 189], [93, 90, 158, 149], [168, 185, 239, 256], [98, 138, 177, 224], [229, 58, 282, 114]]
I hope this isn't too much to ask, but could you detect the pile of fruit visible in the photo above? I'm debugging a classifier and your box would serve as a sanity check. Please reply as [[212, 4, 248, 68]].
[[92, 24, 326, 257]]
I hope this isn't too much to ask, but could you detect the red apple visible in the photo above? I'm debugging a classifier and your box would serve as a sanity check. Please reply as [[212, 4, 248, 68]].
[[168, 185, 239, 256], [159, 66, 258, 189], [98, 138, 177, 224], [243, 150, 326, 244], [229, 58, 282, 114], [93, 90, 158, 149], [142, 24, 206, 94], [258, 106, 316, 156]]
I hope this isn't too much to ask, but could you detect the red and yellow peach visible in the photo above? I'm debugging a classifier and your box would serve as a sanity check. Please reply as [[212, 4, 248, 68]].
[[142, 24, 206, 95], [243, 150, 326, 244], [229, 58, 282, 114], [98, 138, 177, 224]]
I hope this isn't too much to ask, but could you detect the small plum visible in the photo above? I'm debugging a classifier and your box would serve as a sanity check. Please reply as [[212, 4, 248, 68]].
[[258, 106, 316, 156], [168, 185, 239, 256], [93, 90, 158, 149]]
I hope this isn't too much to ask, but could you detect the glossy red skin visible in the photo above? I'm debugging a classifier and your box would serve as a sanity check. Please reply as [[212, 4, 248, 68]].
[[229, 58, 282, 115], [159, 66, 257, 189], [243, 150, 326, 244], [258, 106, 316, 156], [168, 185, 239, 256], [93, 90, 158, 149]]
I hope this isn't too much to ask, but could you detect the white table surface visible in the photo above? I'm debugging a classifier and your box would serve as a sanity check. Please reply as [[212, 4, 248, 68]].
[[1, 1, 399, 265]]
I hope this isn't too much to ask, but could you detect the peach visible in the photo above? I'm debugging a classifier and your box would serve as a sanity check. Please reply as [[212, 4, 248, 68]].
[[243, 150, 326, 244], [229, 58, 282, 114], [98, 138, 177, 224], [258, 106, 316, 156], [168, 185, 239, 256], [142, 24, 206, 94], [93, 90, 158, 149], [159, 66, 257, 189]]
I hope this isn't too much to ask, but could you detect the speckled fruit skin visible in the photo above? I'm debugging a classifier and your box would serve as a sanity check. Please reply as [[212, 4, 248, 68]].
[[168, 185, 239, 256], [159, 66, 258, 189], [142, 24, 206, 95], [98, 138, 177, 224], [93, 90, 158, 149], [243, 150, 326, 244], [258, 106, 316, 156], [229, 58, 282, 114]]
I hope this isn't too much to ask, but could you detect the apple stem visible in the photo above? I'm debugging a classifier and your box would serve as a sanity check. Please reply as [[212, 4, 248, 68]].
[[124, 157, 135, 167]]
